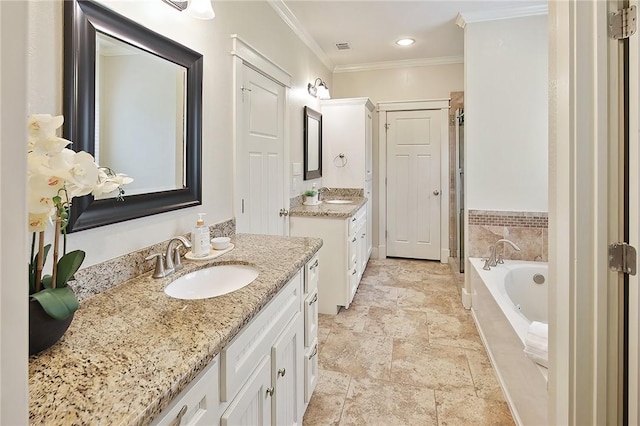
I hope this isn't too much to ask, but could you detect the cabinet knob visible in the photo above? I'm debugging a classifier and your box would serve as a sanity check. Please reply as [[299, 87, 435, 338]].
[[266, 387, 274, 397], [278, 368, 286, 377], [352, 237, 357, 243], [433, 190, 440, 196], [279, 208, 289, 217]]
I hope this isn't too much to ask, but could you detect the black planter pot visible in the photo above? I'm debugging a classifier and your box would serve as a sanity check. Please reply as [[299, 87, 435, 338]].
[[29, 299, 74, 356]]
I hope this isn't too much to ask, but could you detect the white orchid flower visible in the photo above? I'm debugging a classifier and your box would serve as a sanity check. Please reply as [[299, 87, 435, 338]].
[[28, 211, 54, 232], [92, 172, 134, 197], [28, 114, 64, 142], [30, 137, 72, 156], [27, 191, 55, 215]]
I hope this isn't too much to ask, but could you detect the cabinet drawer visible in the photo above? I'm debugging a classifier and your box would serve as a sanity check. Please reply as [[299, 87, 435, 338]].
[[304, 254, 319, 295], [304, 288, 319, 348], [304, 340, 319, 405], [152, 356, 219, 426], [220, 272, 302, 401]]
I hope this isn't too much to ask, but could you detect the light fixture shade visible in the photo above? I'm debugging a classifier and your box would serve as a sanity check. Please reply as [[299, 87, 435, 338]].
[[186, 0, 215, 19], [308, 78, 330, 100], [316, 83, 331, 100]]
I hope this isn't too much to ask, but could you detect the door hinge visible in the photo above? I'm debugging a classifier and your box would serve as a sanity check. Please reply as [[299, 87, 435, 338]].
[[609, 5, 637, 40], [241, 199, 244, 214], [608, 243, 637, 275], [384, 123, 390, 131]]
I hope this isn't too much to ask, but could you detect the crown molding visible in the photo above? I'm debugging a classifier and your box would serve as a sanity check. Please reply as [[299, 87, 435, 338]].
[[267, 0, 334, 71], [456, 4, 548, 28], [333, 55, 463, 73]]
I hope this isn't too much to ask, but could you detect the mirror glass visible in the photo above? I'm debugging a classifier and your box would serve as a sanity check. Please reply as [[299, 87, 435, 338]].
[[64, 0, 203, 232], [304, 106, 322, 180], [95, 32, 187, 198]]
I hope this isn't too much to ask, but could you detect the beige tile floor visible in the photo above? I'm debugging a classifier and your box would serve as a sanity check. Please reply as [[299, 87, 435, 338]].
[[303, 258, 515, 426]]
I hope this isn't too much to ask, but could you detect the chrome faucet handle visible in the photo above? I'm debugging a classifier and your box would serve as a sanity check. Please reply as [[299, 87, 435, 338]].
[[145, 253, 167, 279], [483, 258, 491, 271], [172, 246, 185, 272]]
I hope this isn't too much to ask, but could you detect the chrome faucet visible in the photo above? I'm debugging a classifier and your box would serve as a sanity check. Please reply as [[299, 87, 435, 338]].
[[483, 239, 521, 270], [146, 236, 193, 278], [317, 187, 329, 200]]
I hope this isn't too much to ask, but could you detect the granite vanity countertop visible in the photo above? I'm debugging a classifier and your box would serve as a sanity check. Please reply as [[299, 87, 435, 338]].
[[289, 196, 367, 218], [29, 233, 322, 426]]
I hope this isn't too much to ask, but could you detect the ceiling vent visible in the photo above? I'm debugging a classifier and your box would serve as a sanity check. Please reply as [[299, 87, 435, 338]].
[[335, 42, 351, 50]]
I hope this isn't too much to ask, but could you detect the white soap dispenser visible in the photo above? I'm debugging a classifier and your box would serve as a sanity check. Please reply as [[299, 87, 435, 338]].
[[191, 213, 210, 258]]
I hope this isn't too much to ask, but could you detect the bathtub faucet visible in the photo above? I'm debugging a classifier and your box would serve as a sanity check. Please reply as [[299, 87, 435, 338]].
[[483, 239, 521, 270]]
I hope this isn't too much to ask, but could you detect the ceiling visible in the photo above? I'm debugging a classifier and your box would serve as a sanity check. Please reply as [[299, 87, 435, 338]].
[[274, 0, 547, 71]]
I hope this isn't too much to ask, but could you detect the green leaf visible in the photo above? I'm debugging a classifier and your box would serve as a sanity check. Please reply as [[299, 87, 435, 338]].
[[30, 288, 79, 320], [55, 250, 85, 288], [42, 275, 52, 289]]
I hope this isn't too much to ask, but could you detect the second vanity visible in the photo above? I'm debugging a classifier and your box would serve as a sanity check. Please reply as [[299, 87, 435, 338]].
[[29, 234, 322, 425], [289, 196, 370, 314]]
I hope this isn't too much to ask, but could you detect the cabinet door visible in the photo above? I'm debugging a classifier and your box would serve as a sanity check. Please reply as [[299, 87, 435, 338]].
[[304, 288, 319, 348], [221, 356, 272, 426], [271, 314, 304, 426], [365, 181, 373, 258], [358, 223, 367, 279], [365, 109, 373, 181], [152, 358, 219, 426], [304, 340, 319, 407]]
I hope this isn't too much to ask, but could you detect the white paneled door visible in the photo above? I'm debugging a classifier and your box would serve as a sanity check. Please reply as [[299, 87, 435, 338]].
[[237, 65, 286, 235], [386, 110, 441, 260]]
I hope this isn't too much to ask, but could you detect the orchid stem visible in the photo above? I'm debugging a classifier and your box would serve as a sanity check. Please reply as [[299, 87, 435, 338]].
[[51, 219, 61, 289], [35, 231, 45, 293]]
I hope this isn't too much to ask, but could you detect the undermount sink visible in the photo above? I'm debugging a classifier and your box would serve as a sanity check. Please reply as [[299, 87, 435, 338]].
[[323, 199, 353, 204], [164, 264, 259, 300]]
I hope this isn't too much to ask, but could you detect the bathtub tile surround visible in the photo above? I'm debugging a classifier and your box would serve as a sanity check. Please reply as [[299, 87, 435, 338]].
[[71, 218, 235, 302], [468, 209, 548, 262], [304, 258, 514, 426], [29, 233, 322, 425]]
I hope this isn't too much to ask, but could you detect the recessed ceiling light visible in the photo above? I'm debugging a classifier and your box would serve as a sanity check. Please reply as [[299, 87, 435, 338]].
[[396, 38, 415, 46]]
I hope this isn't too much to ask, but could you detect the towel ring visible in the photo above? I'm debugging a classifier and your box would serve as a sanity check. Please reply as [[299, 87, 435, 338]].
[[333, 153, 347, 168]]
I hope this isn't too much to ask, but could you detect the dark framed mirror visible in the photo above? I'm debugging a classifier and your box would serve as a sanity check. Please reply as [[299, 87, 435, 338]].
[[64, 0, 203, 232], [303, 106, 322, 180]]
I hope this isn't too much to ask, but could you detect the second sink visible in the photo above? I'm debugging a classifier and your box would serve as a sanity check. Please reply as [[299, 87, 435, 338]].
[[165, 264, 259, 300], [323, 199, 353, 204]]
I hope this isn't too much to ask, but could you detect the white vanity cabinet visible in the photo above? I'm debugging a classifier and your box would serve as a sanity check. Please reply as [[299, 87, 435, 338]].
[[290, 207, 367, 315], [220, 271, 303, 426], [320, 98, 374, 188], [302, 253, 319, 410], [152, 357, 220, 426], [321, 97, 374, 261], [152, 256, 320, 426]]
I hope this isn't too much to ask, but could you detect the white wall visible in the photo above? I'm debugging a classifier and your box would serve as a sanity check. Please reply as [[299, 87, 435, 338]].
[[1, 2, 28, 423], [332, 64, 463, 104], [27, 0, 331, 267], [464, 15, 548, 212]]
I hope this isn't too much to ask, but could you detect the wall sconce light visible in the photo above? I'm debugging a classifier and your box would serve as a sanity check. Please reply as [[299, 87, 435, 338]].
[[308, 78, 331, 100], [161, 0, 215, 20]]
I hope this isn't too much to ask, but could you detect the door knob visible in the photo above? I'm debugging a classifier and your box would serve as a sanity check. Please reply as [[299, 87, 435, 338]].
[[279, 208, 289, 217], [433, 190, 440, 196]]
